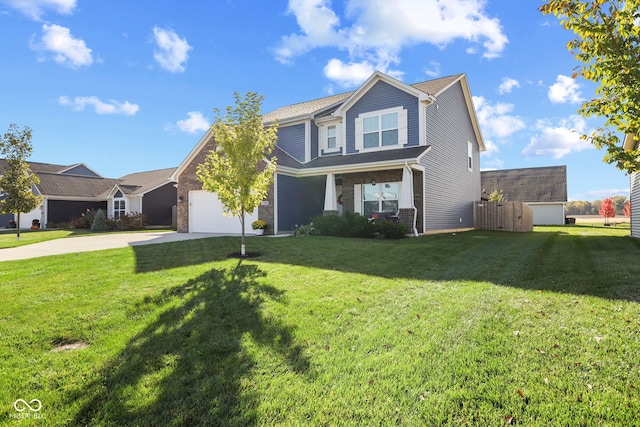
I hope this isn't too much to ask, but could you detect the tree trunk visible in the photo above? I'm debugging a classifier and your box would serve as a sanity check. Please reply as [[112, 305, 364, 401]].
[[240, 208, 246, 257], [16, 212, 21, 241]]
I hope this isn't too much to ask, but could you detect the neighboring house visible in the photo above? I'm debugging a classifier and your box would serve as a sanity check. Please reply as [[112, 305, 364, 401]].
[[0, 160, 177, 228], [173, 71, 486, 235], [481, 166, 567, 225], [623, 134, 639, 238]]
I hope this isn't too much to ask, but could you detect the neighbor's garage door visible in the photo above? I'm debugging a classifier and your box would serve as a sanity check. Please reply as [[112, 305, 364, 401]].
[[188, 190, 257, 234]]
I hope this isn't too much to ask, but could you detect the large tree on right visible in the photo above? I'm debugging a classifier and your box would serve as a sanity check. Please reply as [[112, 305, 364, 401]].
[[540, 0, 640, 173]]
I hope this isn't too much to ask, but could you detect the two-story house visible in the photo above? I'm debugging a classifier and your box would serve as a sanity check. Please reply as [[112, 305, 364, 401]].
[[173, 71, 485, 235]]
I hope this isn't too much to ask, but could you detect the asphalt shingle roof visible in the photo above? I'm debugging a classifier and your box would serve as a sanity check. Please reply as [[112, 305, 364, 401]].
[[481, 166, 567, 203], [262, 74, 462, 123], [35, 173, 118, 198]]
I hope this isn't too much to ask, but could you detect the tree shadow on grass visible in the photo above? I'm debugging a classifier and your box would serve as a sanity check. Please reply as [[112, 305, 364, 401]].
[[72, 261, 311, 426], [132, 230, 640, 302]]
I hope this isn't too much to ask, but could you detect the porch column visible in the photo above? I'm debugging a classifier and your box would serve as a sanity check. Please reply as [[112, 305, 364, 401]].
[[399, 163, 418, 236], [323, 173, 338, 215]]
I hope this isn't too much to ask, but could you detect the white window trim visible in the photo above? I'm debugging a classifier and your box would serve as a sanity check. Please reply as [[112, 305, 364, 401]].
[[355, 106, 408, 153], [468, 140, 473, 172], [318, 119, 343, 155]]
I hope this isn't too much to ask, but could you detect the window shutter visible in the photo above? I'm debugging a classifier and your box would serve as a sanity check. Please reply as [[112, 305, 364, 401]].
[[353, 184, 362, 214], [398, 108, 408, 146], [355, 117, 363, 151]]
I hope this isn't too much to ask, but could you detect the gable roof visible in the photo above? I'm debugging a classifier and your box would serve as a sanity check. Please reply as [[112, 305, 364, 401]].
[[481, 166, 567, 203], [262, 73, 463, 124], [117, 167, 177, 195], [35, 173, 118, 199], [0, 160, 102, 177]]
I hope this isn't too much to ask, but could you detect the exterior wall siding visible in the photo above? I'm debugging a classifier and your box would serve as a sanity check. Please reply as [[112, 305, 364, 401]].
[[277, 174, 325, 231], [345, 81, 420, 154], [631, 172, 640, 238], [421, 81, 481, 232], [276, 123, 306, 163], [142, 183, 177, 226]]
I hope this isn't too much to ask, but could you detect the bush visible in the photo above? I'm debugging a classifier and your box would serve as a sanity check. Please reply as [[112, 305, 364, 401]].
[[375, 219, 409, 239], [251, 219, 267, 230], [107, 212, 149, 231], [310, 212, 409, 239], [90, 209, 109, 231], [312, 211, 375, 238], [292, 223, 319, 237]]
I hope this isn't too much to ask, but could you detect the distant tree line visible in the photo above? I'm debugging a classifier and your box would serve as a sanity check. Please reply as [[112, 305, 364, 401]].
[[566, 196, 628, 216]]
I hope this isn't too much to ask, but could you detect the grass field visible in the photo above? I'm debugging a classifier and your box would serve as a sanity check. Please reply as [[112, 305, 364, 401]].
[[1, 225, 639, 426]]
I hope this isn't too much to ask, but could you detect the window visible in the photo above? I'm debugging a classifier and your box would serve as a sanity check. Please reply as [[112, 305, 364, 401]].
[[114, 199, 126, 218], [355, 107, 407, 152], [362, 182, 399, 217], [327, 125, 337, 149], [468, 141, 473, 171], [363, 112, 398, 149]]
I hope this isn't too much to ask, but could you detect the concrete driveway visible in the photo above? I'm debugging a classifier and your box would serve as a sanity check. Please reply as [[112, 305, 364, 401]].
[[0, 232, 224, 262]]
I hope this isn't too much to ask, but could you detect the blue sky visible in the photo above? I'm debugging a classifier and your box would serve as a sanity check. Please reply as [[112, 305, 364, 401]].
[[0, 0, 631, 201]]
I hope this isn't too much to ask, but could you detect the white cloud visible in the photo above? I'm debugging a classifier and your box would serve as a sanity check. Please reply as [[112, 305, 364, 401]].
[[424, 61, 441, 78], [58, 96, 139, 115], [275, 0, 508, 86], [31, 24, 93, 68], [548, 75, 583, 104], [323, 58, 404, 88], [0, 0, 76, 20], [152, 27, 192, 73], [498, 77, 520, 94], [522, 116, 592, 159], [169, 111, 210, 134], [473, 95, 526, 139]]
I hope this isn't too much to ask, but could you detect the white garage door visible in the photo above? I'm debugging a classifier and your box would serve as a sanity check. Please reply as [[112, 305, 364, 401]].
[[188, 190, 258, 234]]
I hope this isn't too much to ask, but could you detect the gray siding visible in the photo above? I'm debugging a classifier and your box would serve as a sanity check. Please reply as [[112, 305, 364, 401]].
[[631, 172, 640, 238], [277, 174, 325, 231], [143, 183, 177, 226], [421, 81, 481, 232], [62, 165, 100, 177], [276, 123, 306, 163], [345, 81, 420, 154]]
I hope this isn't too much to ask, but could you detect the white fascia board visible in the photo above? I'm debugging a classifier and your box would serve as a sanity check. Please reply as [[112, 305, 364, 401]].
[[276, 159, 421, 178], [45, 195, 108, 202], [265, 115, 310, 127]]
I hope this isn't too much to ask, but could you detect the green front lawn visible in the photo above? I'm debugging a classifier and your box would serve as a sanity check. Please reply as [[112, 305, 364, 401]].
[[1, 226, 639, 425]]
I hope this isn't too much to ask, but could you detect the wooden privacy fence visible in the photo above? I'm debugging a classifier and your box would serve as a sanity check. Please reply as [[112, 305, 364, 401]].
[[474, 201, 533, 232]]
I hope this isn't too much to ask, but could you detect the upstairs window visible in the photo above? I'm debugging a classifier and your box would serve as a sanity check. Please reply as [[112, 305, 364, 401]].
[[327, 125, 337, 149], [356, 107, 407, 152], [319, 121, 342, 155], [468, 141, 473, 172], [363, 112, 399, 148]]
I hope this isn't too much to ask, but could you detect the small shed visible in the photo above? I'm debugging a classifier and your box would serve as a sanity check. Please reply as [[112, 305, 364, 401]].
[[481, 166, 567, 225]]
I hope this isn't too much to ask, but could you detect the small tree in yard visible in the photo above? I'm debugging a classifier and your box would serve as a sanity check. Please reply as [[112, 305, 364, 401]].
[[623, 199, 631, 218], [599, 197, 616, 225], [196, 92, 278, 256], [488, 189, 504, 201], [0, 124, 42, 240]]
